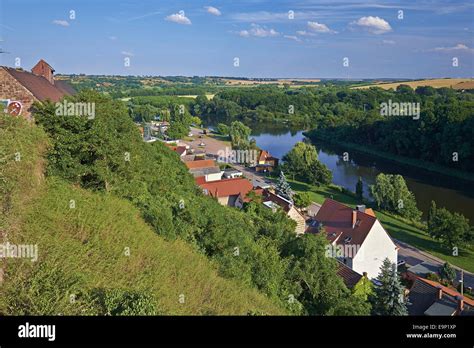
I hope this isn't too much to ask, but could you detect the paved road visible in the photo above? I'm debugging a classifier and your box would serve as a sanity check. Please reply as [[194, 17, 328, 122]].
[[184, 127, 474, 289], [396, 239, 474, 289]]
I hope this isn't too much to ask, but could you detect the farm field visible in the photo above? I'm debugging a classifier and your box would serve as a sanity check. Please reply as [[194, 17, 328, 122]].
[[353, 78, 474, 90]]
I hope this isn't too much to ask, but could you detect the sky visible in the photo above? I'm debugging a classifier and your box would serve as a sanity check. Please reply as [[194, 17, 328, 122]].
[[0, 0, 473, 78]]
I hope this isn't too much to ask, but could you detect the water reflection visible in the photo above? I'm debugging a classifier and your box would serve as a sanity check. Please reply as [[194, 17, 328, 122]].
[[249, 125, 474, 221]]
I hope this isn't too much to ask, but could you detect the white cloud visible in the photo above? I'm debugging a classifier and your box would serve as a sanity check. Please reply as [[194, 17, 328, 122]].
[[296, 30, 316, 37], [351, 16, 392, 34], [121, 51, 134, 57], [239, 30, 250, 37], [382, 39, 396, 45], [307, 21, 333, 33], [109, 36, 118, 41], [205, 6, 221, 16], [165, 12, 192, 25], [284, 35, 302, 42], [433, 43, 474, 53], [52, 20, 69, 27], [238, 24, 279, 38]]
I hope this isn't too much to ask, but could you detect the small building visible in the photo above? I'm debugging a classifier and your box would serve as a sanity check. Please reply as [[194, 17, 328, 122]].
[[198, 178, 254, 208], [185, 159, 223, 182], [0, 59, 75, 119], [407, 277, 474, 316], [222, 168, 243, 179], [165, 144, 188, 158], [255, 150, 279, 173], [261, 190, 306, 235]]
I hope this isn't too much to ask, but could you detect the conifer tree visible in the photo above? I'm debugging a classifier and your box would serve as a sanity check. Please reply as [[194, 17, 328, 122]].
[[372, 258, 408, 316], [276, 171, 293, 202]]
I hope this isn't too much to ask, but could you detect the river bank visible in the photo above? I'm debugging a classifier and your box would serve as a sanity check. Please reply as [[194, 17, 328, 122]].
[[306, 131, 474, 183]]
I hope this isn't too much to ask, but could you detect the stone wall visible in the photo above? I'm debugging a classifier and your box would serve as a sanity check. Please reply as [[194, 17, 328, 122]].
[[0, 67, 37, 120]]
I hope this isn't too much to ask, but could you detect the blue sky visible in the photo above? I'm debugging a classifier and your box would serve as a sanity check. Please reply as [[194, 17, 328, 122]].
[[1, 0, 473, 78]]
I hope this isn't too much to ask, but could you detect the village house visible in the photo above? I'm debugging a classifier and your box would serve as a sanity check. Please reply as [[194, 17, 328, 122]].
[[197, 177, 254, 208], [0, 59, 75, 119], [307, 199, 398, 279], [255, 150, 279, 173], [222, 168, 243, 179], [165, 144, 188, 158], [407, 277, 474, 316], [261, 190, 306, 235], [185, 159, 223, 182]]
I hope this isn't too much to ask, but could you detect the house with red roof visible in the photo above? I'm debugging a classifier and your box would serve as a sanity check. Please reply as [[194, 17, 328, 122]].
[[255, 150, 279, 173], [261, 189, 306, 235], [197, 177, 254, 208], [1, 59, 75, 119], [308, 199, 398, 279], [407, 276, 474, 316], [185, 159, 223, 182]]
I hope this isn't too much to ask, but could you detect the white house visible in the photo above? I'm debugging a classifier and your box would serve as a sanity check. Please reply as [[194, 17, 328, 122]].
[[308, 199, 398, 279]]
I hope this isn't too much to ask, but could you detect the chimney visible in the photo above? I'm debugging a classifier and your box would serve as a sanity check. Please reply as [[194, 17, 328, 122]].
[[456, 295, 464, 312], [356, 205, 366, 213], [436, 285, 443, 300], [352, 211, 357, 229], [31, 59, 55, 84]]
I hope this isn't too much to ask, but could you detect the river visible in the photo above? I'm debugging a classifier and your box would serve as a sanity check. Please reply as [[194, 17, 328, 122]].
[[248, 124, 474, 222]]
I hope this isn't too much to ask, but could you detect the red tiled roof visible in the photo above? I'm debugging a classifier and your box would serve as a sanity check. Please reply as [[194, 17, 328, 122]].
[[337, 261, 363, 289], [194, 176, 207, 185], [259, 150, 278, 162], [313, 198, 377, 247], [417, 277, 474, 307], [199, 178, 253, 198], [262, 190, 292, 212], [185, 159, 216, 169], [3, 67, 73, 102]]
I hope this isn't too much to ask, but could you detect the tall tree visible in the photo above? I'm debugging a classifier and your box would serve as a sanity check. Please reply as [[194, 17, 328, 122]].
[[229, 121, 251, 150], [370, 173, 421, 221], [428, 200, 437, 231], [275, 171, 293, 202], [428, 206, 471, 250], [439, 262, 456, 285], [356, 176, 363, 200], [372, 258, 408, 316], [282, 142, 332, 185]]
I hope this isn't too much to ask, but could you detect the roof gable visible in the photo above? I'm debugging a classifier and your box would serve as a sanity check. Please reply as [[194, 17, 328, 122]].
[[3, 67, 74, 102], [313, 198, 377, 248]]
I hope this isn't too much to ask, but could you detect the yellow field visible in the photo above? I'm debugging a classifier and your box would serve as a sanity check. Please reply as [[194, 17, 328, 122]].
[[177, 94, 215, 100], [353, 78, 474, 90], [222, 78, 320, 86]]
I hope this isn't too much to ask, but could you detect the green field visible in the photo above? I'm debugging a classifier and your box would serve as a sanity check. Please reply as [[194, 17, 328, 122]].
[[288, 179, 474, 273]]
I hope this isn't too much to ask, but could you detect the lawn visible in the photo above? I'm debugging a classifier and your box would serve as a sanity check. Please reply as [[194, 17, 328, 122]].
[[288, 179, 474, 273]]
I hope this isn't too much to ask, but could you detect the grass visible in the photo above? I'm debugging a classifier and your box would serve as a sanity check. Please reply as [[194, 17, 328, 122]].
[[288, 179, 474, 273], [0, 114, 286, 315]]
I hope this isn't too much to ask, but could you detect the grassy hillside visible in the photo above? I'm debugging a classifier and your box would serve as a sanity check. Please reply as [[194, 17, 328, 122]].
[[0, 114, 285, 315]]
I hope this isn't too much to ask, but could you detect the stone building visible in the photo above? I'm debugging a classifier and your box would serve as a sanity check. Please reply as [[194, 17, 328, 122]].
[[0, 59, 75, 119]]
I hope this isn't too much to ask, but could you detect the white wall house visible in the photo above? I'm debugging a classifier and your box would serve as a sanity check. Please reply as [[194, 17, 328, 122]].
[[351, 220, 398, 279], [309, 199, 398, 280]]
